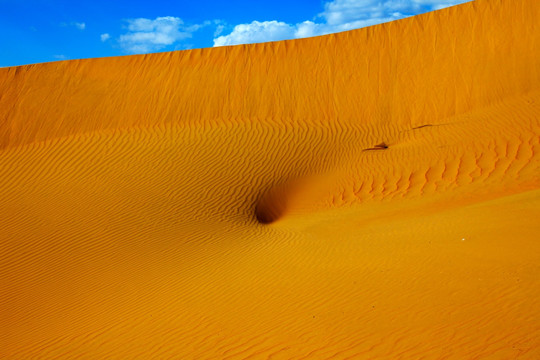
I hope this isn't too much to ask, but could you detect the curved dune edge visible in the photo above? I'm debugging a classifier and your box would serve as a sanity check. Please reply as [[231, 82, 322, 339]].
[[1, 0, 540, 358]]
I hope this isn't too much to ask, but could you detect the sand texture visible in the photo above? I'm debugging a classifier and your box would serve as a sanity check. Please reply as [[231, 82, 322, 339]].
[[1, 0, 539, 358]]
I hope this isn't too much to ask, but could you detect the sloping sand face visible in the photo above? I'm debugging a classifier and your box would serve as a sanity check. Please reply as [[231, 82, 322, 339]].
[[1, 0, 539, 358]]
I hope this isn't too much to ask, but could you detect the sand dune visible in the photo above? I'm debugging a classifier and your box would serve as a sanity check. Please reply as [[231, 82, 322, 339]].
[[1, 0, 539, 358]]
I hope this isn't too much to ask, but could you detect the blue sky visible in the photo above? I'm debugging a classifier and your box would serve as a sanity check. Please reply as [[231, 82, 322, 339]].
[[0, 0, 471, 67]]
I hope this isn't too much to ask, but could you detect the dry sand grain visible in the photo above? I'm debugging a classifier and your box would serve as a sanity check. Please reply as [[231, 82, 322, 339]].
[[0, 0, 539, 358]]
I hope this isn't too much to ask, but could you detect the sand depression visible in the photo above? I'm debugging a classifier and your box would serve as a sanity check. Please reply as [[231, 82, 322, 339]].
[[1, 0, 539, 358]]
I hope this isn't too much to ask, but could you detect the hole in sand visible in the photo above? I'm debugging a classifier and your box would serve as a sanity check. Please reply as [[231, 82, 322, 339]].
[[255, 205, 280, 224], [254, 184, 290, 225]]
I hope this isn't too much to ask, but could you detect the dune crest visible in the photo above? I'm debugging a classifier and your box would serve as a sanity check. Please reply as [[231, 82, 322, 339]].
[[1, 0, 539, 358]]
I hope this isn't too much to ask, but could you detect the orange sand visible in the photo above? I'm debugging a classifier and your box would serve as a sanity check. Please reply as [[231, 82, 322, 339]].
[[1, 0, 539, 358]]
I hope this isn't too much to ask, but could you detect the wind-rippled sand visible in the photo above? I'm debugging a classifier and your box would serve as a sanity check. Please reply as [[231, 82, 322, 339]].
[[1, 0, 539, 358]]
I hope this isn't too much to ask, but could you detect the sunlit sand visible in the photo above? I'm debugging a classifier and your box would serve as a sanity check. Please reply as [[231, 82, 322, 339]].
[[1, 0, 539, 358]]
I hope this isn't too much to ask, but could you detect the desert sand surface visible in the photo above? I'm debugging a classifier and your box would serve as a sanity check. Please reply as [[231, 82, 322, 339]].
[[1, 0, 539, 358]]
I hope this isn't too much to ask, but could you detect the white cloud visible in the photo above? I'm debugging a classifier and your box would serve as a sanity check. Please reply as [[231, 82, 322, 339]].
[[119, 16, 208, 53], [214, 0, 471, 46], [214, 24, 225, 37], [414, 0, 469, 6], [60, 21, 86, 30], [214, 21, 295, 47], [53, 54, 66, 60], [100, 33, 110, 42]]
